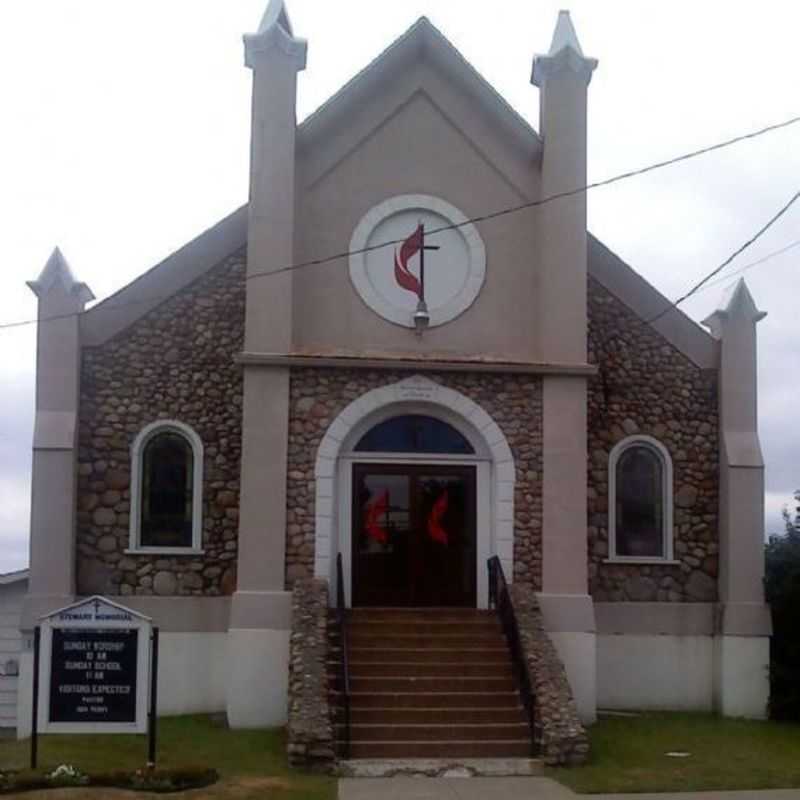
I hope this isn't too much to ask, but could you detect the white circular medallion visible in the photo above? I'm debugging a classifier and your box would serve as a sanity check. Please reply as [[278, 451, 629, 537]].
[[349, 195, 486, 328]]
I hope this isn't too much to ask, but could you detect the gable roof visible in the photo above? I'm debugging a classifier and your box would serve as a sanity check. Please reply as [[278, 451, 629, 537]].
[[297, 17, 541, 168]]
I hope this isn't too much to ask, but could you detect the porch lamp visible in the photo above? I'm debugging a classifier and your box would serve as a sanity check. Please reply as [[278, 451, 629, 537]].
[[413, 301, 430, 335]]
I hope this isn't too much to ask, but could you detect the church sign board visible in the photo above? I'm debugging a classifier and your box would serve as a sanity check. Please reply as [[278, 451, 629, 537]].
[[37, 597, 152, 734]]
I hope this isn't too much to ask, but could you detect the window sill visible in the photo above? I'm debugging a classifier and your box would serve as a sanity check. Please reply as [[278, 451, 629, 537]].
[[603, 558, 681, 566], [124, 548, 205, 556]]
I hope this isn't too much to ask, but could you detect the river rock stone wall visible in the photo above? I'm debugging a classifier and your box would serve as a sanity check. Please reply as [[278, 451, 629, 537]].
[[587, 277, 719, 602], [287, 578, 335, 771], [286, 369, 543, 589], [511, 584, 589, 766], [75, 250, 246, 597]]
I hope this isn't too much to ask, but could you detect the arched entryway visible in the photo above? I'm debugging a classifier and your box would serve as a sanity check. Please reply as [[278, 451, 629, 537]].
[[313, 375, 516, 608]]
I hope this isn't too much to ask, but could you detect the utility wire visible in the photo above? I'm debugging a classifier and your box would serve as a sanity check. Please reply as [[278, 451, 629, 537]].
[[246, 113, 800, 281], [692, 238, 800, 296], [594, 186, 800, 381], [3, 113, 800, 333], [645, 189, 800, 325]]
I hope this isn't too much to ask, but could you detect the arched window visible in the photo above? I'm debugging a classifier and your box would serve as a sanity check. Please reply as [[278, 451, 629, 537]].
[[609, 436, 673, 561], [129, 421, 204, 552], [354, 414, 475, 454]]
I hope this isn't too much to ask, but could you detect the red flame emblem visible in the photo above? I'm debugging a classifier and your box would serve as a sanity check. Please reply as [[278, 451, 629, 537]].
[[364, 489, 389, 544], [394, 224, 423, 298], [427, 489, 449, 545]]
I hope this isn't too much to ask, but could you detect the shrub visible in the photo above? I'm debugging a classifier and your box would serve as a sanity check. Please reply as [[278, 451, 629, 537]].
[[765, 491, 800, 720]]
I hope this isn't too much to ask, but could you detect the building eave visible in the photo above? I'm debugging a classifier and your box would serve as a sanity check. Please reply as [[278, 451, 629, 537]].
[[0, 568, 29, 586], [588, 234, 718, 369], [79, 206, 248, 346]]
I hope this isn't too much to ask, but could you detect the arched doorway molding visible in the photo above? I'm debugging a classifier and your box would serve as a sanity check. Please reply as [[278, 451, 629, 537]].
[[313, 375, 515, 608]]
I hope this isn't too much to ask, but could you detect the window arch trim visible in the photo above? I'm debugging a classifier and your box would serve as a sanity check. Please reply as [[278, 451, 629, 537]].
[[128, 420, 204, 554], [608, 435, 674, 563]]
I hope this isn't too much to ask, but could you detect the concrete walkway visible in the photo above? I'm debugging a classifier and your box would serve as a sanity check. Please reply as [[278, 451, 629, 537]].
[[338, 777, 800, 800]]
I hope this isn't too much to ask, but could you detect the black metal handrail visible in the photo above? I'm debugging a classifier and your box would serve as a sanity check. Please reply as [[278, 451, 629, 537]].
[[335, 554, 351, 760], [487, 556, 538, 756]]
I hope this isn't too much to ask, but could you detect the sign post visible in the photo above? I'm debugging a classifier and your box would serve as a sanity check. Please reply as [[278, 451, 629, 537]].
[[147, 627, 159, 767], [35, 597, 154, 745], [30, 626, 40, 770]]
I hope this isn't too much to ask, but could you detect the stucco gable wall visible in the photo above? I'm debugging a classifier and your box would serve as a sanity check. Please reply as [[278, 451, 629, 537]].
[[293, 76, 541, 362], [587, 277, 719, 603], [75, 250, 246, 598]]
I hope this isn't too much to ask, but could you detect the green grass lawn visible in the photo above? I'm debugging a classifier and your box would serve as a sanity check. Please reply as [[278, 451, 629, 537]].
[[548, 711, 800, 794], [0, 715, 335, 799]]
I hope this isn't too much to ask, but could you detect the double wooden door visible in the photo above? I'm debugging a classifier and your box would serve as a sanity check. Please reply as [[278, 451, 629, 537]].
[[351, 463, 476, 607]]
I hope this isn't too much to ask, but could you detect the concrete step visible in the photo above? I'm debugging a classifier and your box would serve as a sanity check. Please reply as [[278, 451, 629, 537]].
[[341, 723, 530, 742], [348, 620, 502, 636], [348, 608, 495, 622], [346, 706, 528, 725], [338, 757, 544, 778], [349, 634, 505, 649], [346, 647, 509, 664], [340, 662, 514, 679], [342, 691, 522, 709], [349, 676, 515, 693], [343, 739, 533, 759]]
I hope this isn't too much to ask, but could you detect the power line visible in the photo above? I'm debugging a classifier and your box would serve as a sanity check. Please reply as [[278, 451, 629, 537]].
[[2, 113, 799, 333], [246, 113, 800, 282], [646, 188, 800, 325], [594, 187, 800, 376], [693, 238, 800, 296]]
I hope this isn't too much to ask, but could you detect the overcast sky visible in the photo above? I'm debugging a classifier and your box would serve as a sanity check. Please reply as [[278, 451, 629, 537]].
[[0, 0, 798, 573]]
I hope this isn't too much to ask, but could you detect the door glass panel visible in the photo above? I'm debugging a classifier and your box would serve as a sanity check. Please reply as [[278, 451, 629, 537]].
[[353, 471, 412, 606], [357, 474, 411, 554], [416, 474, 474, 606]]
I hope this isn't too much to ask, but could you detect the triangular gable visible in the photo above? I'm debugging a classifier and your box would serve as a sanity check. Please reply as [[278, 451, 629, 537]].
[[297, 17, 541, 192]]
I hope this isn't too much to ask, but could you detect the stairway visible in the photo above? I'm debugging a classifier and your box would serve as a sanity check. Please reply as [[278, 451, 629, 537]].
[[330, 607, 533, 760]]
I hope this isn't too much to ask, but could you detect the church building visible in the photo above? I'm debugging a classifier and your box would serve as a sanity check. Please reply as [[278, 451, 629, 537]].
[[19, 1, 771, 761]]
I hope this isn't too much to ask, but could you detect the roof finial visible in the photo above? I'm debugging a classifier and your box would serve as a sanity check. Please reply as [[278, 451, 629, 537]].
[[257, 0, 293, 36], [27, 247, 94, 304], [532, 10, 597, 87], [548, 10, 584, 56], [244, 0, 306, 70], [702, 278, 766, 337]]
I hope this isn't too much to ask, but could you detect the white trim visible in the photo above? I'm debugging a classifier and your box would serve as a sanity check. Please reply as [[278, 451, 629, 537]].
[[348, 194, 486, 328], [608, 435, 674, 562], [313, 375, 514, 608], [128, 420, 204, 554]]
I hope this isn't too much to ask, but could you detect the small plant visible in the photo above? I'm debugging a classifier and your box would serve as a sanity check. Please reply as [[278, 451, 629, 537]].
[[46, 764, 88, 786]]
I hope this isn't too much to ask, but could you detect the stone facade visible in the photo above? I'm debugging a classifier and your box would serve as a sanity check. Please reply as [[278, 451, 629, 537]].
[[73, 261, 720, 606], [587, 278, 719, 602], [510, 584, 589, 766], [287, 578, 335, 771], [75, 251, 246, 597], [286, 368, 543, 589]]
